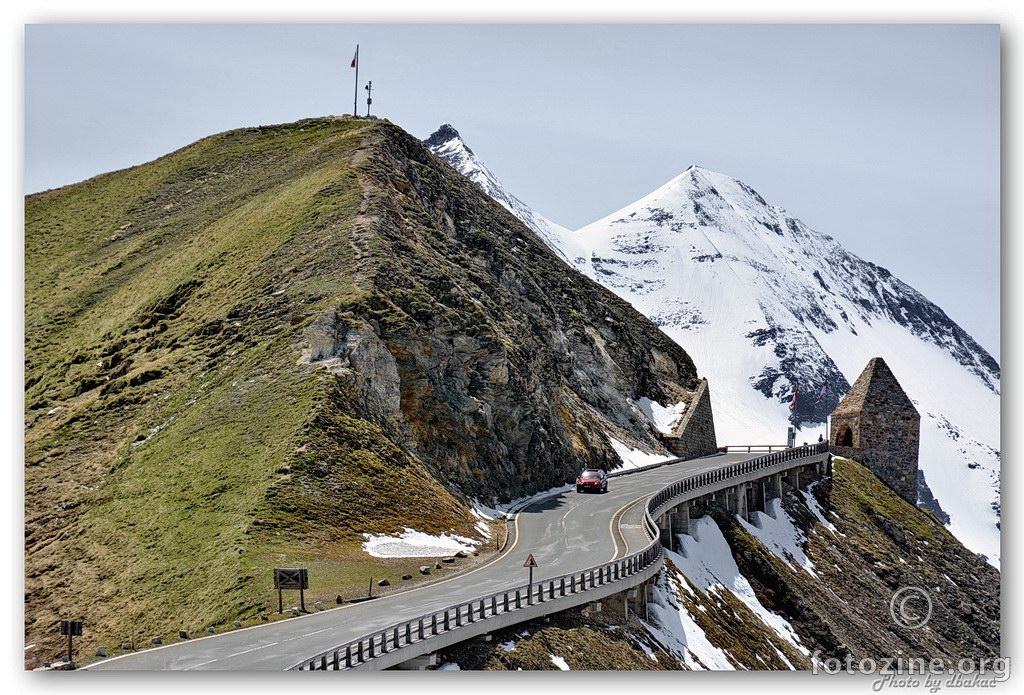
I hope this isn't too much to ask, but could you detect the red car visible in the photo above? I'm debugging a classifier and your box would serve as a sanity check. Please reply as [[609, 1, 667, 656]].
[[576, 468, 608, 494]]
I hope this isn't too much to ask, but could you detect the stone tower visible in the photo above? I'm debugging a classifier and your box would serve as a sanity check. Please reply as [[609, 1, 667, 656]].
[[830, 357, 920, 503]]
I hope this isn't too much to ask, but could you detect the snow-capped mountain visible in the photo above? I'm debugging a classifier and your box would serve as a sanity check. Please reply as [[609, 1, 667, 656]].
[[426, 126, 1001, 568], [424, 125, 583, 264]]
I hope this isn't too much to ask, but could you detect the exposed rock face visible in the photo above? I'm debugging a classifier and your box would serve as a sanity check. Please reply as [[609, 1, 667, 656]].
[[316, 122, 717, 501], [830, 358, 920, 503]]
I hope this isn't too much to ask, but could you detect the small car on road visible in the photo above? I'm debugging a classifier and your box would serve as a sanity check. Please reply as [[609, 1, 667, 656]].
[[576, 468, 608, 494]]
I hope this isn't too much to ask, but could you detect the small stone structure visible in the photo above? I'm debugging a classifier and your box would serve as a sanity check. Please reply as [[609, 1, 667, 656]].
[[660, 378, 718, 459], [829, 357, 920, 503]]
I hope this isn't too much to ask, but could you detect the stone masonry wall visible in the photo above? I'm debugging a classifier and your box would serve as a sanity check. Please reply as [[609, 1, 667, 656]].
[[661, 378, 718, 459]]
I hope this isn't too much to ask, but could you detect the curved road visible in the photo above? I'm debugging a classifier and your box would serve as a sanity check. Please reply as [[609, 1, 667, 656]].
[[82, 452, 755, 671]]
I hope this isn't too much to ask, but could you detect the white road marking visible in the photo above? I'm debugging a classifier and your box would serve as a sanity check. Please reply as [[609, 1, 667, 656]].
[[183, 659, 218, 670], [227, 641, 279, 657]]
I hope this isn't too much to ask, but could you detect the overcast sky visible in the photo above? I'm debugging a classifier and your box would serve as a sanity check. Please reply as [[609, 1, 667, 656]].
[[19, 14, 1005, 364]]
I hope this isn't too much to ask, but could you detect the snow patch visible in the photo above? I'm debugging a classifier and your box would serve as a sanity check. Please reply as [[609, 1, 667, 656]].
[[739, 498, 817, 577], [643, 572, 735, 669], [361, 527, 479, 558], [636, 397, 687, 434], [550, 654, 570, 670], [606, 435, 674, 470]]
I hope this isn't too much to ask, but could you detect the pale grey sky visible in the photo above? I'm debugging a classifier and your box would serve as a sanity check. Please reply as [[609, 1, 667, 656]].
[[19, 16, 1004, 363]]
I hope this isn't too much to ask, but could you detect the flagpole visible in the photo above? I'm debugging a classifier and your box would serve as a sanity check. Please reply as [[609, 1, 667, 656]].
[[352, 45, 359, 117]]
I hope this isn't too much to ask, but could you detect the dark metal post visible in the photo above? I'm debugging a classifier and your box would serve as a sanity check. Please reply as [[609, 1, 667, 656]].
[[352, 44, 359, 116]]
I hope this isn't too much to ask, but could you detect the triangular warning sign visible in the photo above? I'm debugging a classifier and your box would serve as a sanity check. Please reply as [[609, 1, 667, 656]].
[[523, 553, 539, 568]]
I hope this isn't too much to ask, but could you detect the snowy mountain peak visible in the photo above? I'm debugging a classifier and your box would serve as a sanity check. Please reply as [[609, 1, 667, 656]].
[[427, 125, 1001, 567], [425, 124, 579, 262], [424, 123, 463, 148]]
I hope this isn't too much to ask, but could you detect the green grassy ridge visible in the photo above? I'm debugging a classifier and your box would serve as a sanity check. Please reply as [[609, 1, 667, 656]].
[[25, 118, 368, 409], [24, 117, 480, 660]]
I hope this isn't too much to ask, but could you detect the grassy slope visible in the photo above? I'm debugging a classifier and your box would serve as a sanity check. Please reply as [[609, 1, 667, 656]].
[[24, 118, 478, 661], [696, 456, 999, 664]]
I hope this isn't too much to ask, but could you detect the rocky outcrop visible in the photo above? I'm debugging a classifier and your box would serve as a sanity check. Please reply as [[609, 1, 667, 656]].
[[297, 122, 715, 501]]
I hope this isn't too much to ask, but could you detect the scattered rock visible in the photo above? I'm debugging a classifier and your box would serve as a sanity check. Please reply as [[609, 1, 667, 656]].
[[378, 579, 390, 587], [150, 636, 162, 645], [95, 646, 107, 658], [419, 566, 431, 575], [402, 574, 413, 580]]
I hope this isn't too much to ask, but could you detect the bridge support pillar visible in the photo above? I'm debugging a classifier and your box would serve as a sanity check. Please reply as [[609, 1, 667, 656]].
[[731, 483, 748, 521], [657, 513, 673, 550], [750, 479, 766, 517], [787, 467, 801, 491], [771, 472, 784, 500], [392, 653, 439, 671], [671, 502, 690, 536]]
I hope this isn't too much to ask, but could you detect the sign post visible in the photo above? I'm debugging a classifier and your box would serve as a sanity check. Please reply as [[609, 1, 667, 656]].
[[59, 619, 83, 665], [524, 554, 539, 605], [274, 568, 309, 613]]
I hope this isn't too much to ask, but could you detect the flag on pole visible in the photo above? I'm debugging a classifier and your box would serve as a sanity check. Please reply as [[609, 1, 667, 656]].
[[351, 45, 360, 117], [789, 386, 799, 410], [816, 381, 827, 403]]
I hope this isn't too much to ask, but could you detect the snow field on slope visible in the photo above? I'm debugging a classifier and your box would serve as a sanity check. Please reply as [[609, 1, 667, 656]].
[[644, 512, 810, 669], [361, 527, 481, 558], [674, 516, 809, 656], [739, 498, 818, 578]]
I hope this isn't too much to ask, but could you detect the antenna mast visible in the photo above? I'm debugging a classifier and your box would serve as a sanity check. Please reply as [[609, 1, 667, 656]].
[[365, 81, 373, 117]]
